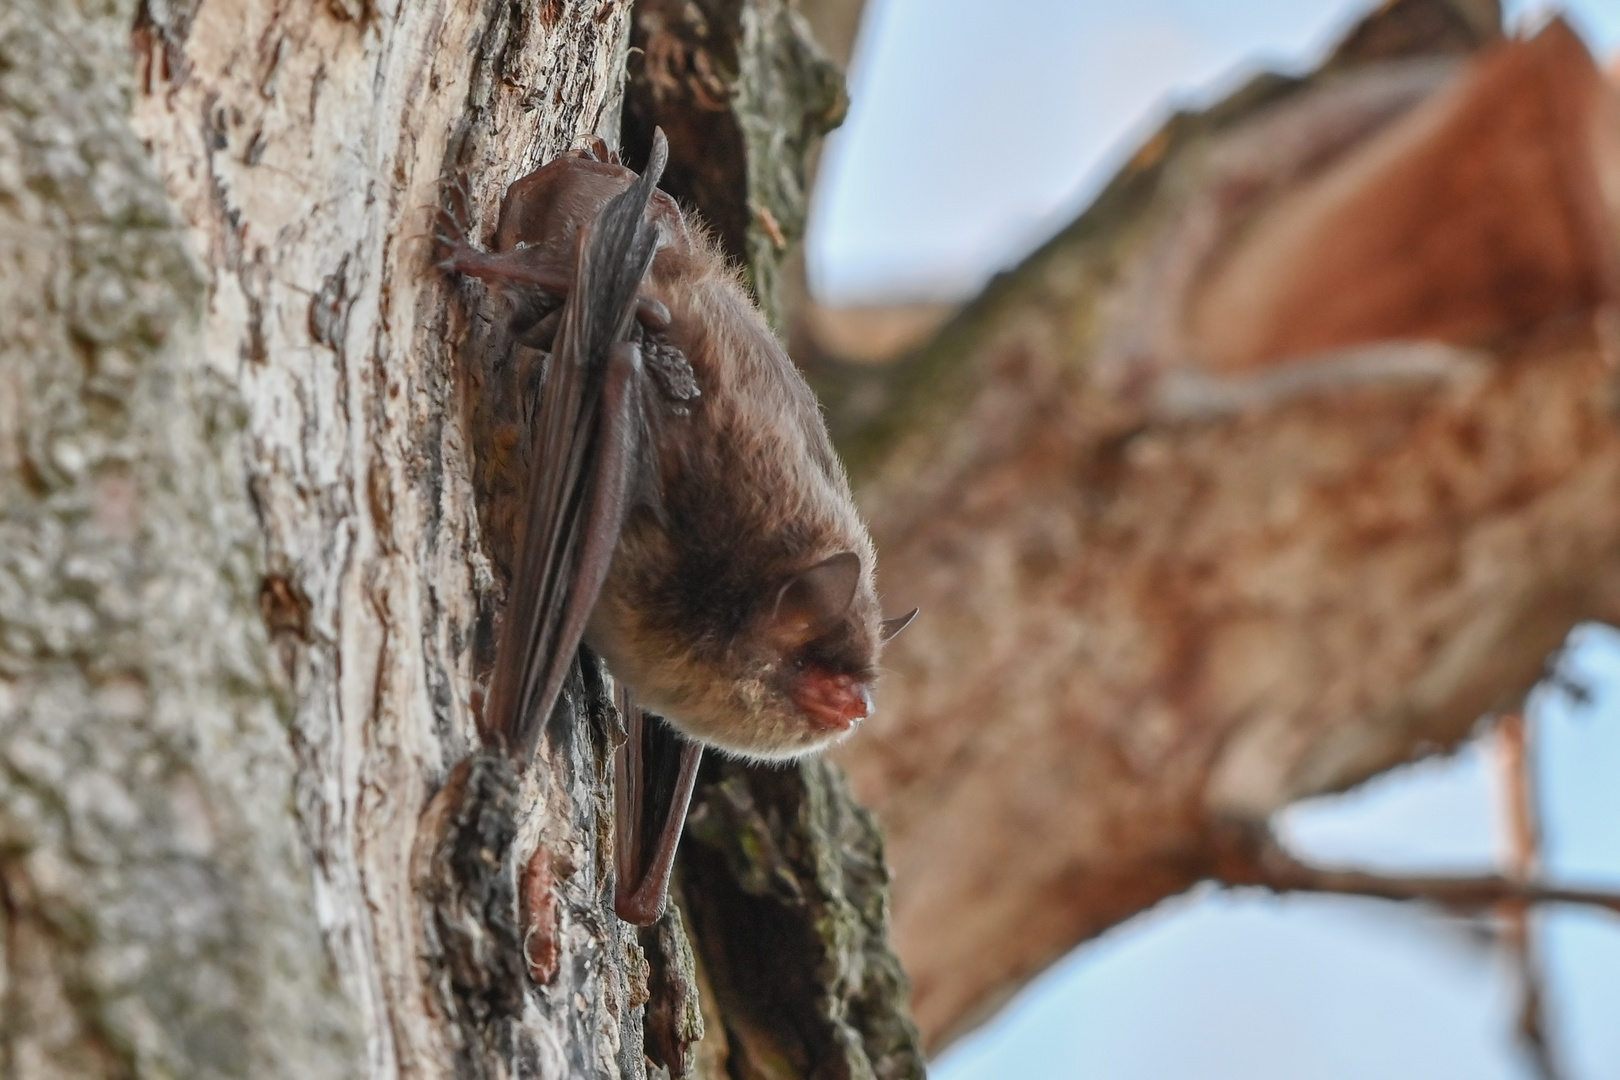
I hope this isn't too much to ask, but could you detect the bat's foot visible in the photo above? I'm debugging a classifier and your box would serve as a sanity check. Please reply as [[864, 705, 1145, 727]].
[[433, 205, 480, 270]]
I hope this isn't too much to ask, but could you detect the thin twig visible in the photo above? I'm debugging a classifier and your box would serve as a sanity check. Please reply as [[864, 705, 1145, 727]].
[[1209, 820, 1620, 917], [1496, 711, 1563, 1080]]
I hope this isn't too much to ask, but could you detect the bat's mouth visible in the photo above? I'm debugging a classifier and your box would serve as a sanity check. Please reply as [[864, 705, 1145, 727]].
[[791, 669, 873, 734]]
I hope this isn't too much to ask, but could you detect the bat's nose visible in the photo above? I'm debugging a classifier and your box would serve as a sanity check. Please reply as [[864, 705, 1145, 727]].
[[792, 670, 873, 733]]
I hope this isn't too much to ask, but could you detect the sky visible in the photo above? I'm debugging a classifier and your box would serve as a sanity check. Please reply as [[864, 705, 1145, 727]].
[[808, 0, 1620, 304], [800, 2, 1620, 1077]]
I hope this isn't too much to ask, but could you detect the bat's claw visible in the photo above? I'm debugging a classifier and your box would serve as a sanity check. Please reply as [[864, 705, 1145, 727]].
[[433, 206, 476, 268], [432, 168, 483, 269]]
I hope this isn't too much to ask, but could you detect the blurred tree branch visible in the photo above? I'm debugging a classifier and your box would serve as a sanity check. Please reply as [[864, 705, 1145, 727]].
[[1211, 818, 1620, 918], [816, 0, 1620, 1048]]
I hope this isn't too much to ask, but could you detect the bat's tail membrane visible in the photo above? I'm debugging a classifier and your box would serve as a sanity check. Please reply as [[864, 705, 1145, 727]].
[[492, 130, 674, 764]]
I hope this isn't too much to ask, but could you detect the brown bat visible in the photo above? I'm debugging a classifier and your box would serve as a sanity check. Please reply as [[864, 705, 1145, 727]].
[[440, 129, 915, 926]]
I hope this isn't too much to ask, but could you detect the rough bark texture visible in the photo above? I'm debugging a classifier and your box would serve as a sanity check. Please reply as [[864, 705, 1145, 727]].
[[622, 0, 846, 329], [818, 0, 1620, 1047], [0, 2, 359, 1076], [128, 1, 655, 1071], [679, 758, 922, 1080], [3, 0, 921, 1077]]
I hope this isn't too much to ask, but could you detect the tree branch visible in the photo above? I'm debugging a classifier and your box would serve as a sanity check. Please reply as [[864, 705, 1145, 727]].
[[1211, 821, 1620, 916]]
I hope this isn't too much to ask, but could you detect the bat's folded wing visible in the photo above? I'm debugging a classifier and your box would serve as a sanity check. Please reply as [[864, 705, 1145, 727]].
[[484, 134, 667, 763], [482, 130, 702, 927]]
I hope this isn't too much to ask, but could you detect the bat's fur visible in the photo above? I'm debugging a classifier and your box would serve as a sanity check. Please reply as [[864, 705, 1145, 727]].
[[590, 230, 883, 760], [451, 142, 891, 762]]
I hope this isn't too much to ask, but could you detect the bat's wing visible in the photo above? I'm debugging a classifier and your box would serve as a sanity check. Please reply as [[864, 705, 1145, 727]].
[[479, 129, 702, 926], [613, 687, 703, 925], [483, 132, 666, 763]]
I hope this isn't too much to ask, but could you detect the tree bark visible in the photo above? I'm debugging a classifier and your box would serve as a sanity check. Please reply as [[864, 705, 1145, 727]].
[[0, 1, 359, 1075], [820, 0, 1620, 1048], [2, 0, 922, 1077]]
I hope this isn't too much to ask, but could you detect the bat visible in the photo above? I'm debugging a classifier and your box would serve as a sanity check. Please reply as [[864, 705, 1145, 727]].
[[440, 128, 916, 927]]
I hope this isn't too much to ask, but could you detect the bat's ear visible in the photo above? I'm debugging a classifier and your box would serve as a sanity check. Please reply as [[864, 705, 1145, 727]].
[[768, 552, 861, 648], [880, 607, 919, 642]]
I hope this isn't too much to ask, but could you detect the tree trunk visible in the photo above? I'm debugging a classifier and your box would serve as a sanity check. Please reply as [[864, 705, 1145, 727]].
[[1, 1, 922, 1077], [1, 1, 358, 1075]]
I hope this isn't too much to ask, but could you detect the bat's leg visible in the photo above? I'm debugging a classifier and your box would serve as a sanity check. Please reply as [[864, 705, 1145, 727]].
[[613, 701, 703, 926], [441, 243, 574, 296]]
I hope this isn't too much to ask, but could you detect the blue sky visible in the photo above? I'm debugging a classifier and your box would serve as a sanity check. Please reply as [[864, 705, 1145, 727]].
[[802, 4, 1620, 1077], [809, 0, 1620, 303]]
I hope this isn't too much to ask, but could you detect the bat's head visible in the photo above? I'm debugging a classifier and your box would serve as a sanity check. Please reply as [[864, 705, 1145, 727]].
[[702, 548, 917, 760], [750, 551, 885, 754], [593, 548, 915, 762]]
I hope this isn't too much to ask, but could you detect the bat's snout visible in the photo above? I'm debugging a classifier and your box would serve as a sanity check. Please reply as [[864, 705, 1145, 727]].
[[791, 669, 873, 734]]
